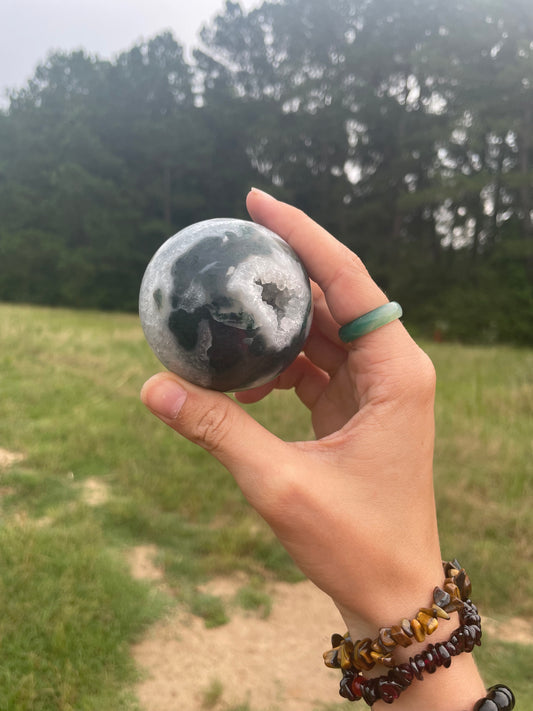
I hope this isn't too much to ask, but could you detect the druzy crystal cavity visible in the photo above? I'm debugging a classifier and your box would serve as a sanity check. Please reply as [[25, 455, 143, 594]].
[[139, 218, 313, 392]]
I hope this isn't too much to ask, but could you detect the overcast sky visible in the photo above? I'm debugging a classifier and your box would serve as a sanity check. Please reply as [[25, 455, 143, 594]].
[[0, 0, 259, 101]]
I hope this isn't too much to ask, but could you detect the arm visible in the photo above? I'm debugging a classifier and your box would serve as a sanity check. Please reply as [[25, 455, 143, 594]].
[[141, 189, 487, 709]]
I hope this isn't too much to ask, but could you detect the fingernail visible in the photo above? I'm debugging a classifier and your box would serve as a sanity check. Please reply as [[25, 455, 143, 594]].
[[141, 377, 187, 419], [250, 187, 276, 200]]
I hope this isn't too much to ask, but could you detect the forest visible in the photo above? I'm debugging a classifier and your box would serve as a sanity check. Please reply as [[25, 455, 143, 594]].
[[0, 0, 532, 343]]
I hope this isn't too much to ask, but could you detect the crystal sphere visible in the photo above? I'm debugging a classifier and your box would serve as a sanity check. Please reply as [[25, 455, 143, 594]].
[[139, 218, 313, 392]]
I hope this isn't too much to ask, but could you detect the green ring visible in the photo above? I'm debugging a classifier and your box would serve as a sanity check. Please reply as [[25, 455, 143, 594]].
[[338, 302, 403, 343]]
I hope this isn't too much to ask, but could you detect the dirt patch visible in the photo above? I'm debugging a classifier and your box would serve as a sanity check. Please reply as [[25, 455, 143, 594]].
[[82, 477, 109, 506], [133, 578, 345, 711], [484, 615, 533, 645], [131, 553, 533, 711], [128, 545, 166, 583], [0, 448, 24, 469], [132, 577, 533, 711]]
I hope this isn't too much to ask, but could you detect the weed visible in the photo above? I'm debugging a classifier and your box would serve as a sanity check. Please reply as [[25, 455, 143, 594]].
[[201, 678, 224, 708], [190, 592, 229, 628], [235, 581, 272, 619]]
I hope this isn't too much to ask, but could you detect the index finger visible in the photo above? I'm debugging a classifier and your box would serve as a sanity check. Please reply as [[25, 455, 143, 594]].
[[246, 189, 390, 328]]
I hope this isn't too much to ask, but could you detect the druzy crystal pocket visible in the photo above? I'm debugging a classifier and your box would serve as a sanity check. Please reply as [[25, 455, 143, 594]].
[[139, 218, 313, 392]]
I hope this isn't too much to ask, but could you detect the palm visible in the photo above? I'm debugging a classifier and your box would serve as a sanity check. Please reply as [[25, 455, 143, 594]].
[[309, 360, 361, 439]]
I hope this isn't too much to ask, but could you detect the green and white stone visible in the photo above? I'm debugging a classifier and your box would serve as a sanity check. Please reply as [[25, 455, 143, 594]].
[[139, 218, 313, 392]]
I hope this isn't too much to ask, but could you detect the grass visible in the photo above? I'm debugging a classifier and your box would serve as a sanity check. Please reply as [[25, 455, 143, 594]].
[[235, 579, 272, 619], [0, 302, 532, 709], [201, 678, 224, 709], [426, 341, 533, 618], [0, 518, 164, 711]]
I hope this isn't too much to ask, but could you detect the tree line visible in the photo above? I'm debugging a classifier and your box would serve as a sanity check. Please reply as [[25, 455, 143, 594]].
[[0, 0, 532, 343]]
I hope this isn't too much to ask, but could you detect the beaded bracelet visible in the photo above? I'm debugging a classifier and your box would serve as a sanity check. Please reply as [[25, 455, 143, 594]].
[[323, 560, 514, 709], [323, 559, 472, 673], [338, 599, 482, 704]]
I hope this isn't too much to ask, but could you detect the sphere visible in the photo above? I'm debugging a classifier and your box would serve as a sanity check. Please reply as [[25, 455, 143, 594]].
[[139, 218, 313, 392]]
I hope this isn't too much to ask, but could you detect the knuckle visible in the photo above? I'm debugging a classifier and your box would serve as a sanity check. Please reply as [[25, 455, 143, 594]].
[[324, 256, 369, 293], [382, 349, 436, 408], [194, 401, 233, 453], [344, 251, 369, 276], [261, 455, 319, 530], [266, 478, 305, 529]]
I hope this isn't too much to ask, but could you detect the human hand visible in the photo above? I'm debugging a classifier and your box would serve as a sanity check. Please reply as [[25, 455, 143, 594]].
[[141, 190, 487, 708], [141, 189, 443, 634]]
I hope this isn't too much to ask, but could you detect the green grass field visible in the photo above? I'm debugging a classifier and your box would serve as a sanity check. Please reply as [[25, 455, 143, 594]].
[[0, 303, 532, 710]]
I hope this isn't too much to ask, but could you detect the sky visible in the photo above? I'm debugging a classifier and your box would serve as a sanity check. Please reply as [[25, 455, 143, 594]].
[[0, 0, 260, 101]]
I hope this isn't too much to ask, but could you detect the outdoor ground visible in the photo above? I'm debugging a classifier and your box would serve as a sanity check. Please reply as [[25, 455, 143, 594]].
[[128, 544, 533, 711], [1, 304, 532, 711]]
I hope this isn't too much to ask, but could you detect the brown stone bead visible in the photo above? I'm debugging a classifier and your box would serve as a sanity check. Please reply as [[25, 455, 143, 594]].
[[446, 596, 465, 613], [432, 604, 450, 620], [443, 559, 461, 577], [353, 656, 374, 672], [357, 639, 372, 662], [339, 642, 353, 670], [323, 648, 340, 668], [416, 611, 436, 631], [354, 638, 374, 671], [411, 618, 426, 642], [391, 625, 414, 648], [401, 619, 414, 637], [444, 582, 460, 599], [416, 611, 439, 635], [370, 643, 395, 664], [370, 650, 385, 663], [331, 633, 345, 647], [426, 617, 439, 635], [455, 569, 472, 598], [379, 627, 397, 648], [433, 586, 451, 608], [419, 607, 437, 617]]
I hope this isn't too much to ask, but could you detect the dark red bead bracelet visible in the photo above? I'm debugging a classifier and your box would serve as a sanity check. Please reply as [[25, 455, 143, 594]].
[[338, 601, 482, 704], [324, 560, 514, 708]]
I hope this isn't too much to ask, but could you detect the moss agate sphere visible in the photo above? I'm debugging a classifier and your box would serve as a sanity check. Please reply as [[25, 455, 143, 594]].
[[139, 218, 313, 392]]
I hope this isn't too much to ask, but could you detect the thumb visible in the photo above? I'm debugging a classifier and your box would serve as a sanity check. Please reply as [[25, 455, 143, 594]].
[[140, 372, 292, 503]]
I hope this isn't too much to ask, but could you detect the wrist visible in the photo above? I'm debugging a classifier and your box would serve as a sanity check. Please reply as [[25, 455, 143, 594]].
[[336, 551, 444, 638], [372, 652, 486, 711], [325, 560, 492, 709]]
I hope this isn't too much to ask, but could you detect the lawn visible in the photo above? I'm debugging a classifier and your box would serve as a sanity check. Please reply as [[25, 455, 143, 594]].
[[0, 303, 531, 710]]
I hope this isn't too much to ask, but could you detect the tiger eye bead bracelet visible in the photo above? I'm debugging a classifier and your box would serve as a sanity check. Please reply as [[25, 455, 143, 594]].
[[323, 560, 472, 673], [338, 599, 483, 704], [323, 559, 514, 708]]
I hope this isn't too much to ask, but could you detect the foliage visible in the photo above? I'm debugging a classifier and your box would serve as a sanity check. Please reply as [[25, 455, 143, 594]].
[[0, 0, 532, 342]]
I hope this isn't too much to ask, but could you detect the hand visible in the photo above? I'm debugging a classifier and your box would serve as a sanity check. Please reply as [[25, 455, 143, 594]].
[[141, 188, 441, 625], [141, 190, 486, 708]]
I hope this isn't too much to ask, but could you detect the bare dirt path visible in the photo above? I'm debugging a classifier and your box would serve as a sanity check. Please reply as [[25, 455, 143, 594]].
[[132, 559, 346, 711], [126, 537, 533, 711]]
